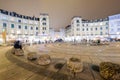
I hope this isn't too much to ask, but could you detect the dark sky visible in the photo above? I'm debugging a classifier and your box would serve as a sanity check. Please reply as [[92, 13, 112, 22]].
[[0, 0, 120, 30]]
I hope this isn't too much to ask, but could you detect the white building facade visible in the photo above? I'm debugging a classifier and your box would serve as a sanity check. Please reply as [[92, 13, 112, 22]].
[[109, 14, 120, 39], [0, 9, 49, 43], [65, 16, 109, 42]]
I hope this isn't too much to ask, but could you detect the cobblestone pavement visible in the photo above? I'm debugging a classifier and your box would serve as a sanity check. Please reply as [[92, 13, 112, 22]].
[[0, 42, 120, 80]]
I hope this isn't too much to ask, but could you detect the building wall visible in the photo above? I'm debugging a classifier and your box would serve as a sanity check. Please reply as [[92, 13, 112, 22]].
[[0, 9, 49, 43], [65, 17, 109, 41], [109, 14, 120, 38]]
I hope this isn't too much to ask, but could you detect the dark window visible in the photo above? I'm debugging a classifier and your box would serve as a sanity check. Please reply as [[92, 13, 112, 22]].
[[86, 24, 88, 26], [3, 23, 7, 27], [42, 22, 46, 25], [11, 24, 14, 28], [91, 28, 93, 31], [31, 27, 33, 30], [76, 28, 80, 31], [42, 18, 46, 21], [42, 27, 46, 30], [100, 27, 102, 30], [25, 26, 27, 29], [42, 32, 45, 34], [106, 32, 108, 35], [106, 22, 108, 25], [118, 28, 120, 31], [36, 27, 38, 30], [106, 26, 108, 29], [18, 25, 21, 29], [18, 20, 21, 23], [82, 28, 84, 31], [77, 24, 80, 26], [100, 32, 103, 35], [44, 27, 46, 30], [36, 32, 38, 35], [76, 20, 79, 23], [95, 28, 97, 30], [86, 28, 88, 31]]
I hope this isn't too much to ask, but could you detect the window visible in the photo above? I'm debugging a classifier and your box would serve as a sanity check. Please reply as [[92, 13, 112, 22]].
[[105, 32, 108, 35], [44, 27, 46, 30], [42, 27, 46, 30], [77, 24, 80, 26], [11, 24, 14, 28], [76, 20, 79, 23], [42, 32, 45, 34], [76, 28, 80, 31], [91, 28, 93, 31], [36, 32, 38, 35], [82, 24, 84, 26], [18, 20, 21, 23], [42, 18, 46, 21], [31, 27, 33, 30], [118, 28, 120, 31], [82, 28, 84, 31], [3, 23, 7, 28], [18, 25, 21, 29], [100, 27, 102, 30], [42, 22, 46, 25], [86, 28, 88, 31], [86, 24, 88, 26], [106, 26, 108, 29], [25, 26, 27, 29], [100, 32, 103, 35], [36, 27, 38, 30], [95, 28, 97, 30], [106, 22, 108, 25]]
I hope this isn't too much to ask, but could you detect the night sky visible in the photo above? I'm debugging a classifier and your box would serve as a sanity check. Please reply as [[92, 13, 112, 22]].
[[0, 0, 120, 30]]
